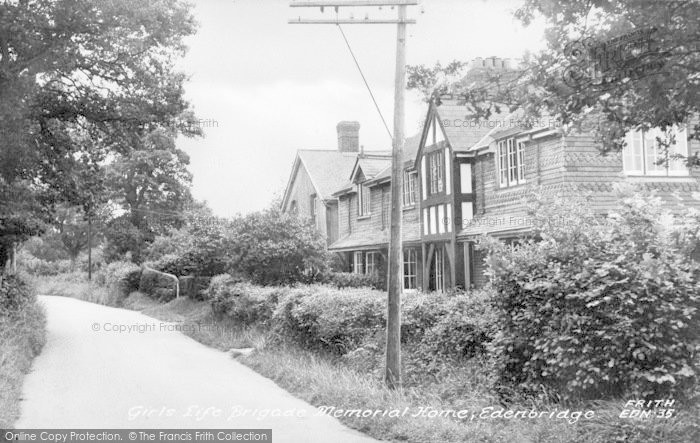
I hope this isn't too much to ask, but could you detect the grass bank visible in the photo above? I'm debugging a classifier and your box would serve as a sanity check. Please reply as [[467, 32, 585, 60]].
[[34, 273, 699, 442], [0, 276, 47, 428]]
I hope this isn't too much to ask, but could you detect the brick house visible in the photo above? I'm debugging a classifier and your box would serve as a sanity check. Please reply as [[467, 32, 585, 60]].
[[328, 134, 422, 290], [283, 59, 700, 291], [281, 121, 370, 246]]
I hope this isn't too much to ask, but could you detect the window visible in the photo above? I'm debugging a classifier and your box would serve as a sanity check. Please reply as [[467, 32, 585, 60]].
[[353, 251, 364, 274], [403, 249, 417, 290], [357, 184, 371, 216], [497, 138, 526, 187], [402, 170, 417, 206], [623, 126, 689, 176], [381, 188, 388, 230], [310, 195, 317, 226], [429, 151, 444, 195], [365, 252, 378, 276], [434, 248, 444, 292]]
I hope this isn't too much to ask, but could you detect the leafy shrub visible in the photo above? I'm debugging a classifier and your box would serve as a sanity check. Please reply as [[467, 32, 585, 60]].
[[323, 271, 381, 289], [482, 188, 700, 401], [179, 275, 214, 300], [103, 215, 153, 264], [417, 289, 497, 361], [18, 252, 73, 276], [96, 260, 141, 290], [146, 214, 234, 277], [0, 274, 35, 318], [271, 286, 386, 354], [153, 250, 228, 278], [139, 268, 178, 301], [208, 275, 284, 326], [227, 208, 329, 285]]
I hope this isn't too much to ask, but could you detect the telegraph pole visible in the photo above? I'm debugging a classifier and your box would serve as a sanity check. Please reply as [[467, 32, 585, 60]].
[[289, 0, 416, 389]]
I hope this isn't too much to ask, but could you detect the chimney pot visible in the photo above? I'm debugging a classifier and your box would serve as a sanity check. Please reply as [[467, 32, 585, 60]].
[[336, 121, 360, 152]]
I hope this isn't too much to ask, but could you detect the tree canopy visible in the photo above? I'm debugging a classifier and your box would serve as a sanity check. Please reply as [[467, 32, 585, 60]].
[[0, 0, 200, 266], [407, 0, 700, 158]]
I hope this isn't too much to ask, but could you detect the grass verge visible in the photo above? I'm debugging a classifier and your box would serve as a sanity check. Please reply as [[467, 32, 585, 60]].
[[33, 274, 700, 442], [0, 291, 46, 427]]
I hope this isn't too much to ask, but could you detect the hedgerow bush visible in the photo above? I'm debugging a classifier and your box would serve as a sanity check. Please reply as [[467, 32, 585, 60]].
[[208, 275, 283, 326], [139, 268, 178, 301], [205, 274, 499, 361], [482, 188, 700, 402], [0, 274, 35, 318], [18, 253, 73, 276], [227, 208, 329, 285], [271, 285, 386, 354], [415, 289, 498, 362], [323, 271, 382, 289]]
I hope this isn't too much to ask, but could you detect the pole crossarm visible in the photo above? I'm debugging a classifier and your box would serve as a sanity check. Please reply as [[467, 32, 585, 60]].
[[290, 1, 419, 7], [289, 18, 416, 24]]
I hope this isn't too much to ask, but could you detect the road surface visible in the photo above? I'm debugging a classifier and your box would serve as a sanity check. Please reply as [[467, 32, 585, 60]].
[[17, 296, 377, 443]]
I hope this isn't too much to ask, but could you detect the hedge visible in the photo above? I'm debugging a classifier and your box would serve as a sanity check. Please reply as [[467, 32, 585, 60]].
[[0, 274, 35, 318], [206, 275, 497, 361], [482, 190, 700, 402]]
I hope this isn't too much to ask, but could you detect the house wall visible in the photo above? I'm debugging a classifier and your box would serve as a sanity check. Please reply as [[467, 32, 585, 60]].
[[283, 163, 329, 240], [562, 134, 700, 212], [464, 131, 700, 288], [337, 179, 421, 243]]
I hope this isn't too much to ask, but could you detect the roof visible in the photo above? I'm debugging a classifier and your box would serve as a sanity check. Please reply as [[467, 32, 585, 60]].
[[296, 150, 360, 201], [436, 100, 512, 152], [355, 155, 391, 178], [364, 133, 422, 184], [328, 227, 421, 251]]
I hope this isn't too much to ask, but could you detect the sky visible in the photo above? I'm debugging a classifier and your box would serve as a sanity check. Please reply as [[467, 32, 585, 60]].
[[175, 0, 546, 217]]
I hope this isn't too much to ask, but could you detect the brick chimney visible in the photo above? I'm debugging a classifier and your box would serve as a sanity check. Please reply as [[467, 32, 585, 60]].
[[462, 57, 518, 88], [336, 121, 360, 152]]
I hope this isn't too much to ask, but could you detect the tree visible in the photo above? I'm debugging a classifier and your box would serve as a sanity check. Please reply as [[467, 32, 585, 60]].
[[103, 129, 193, 261], [407, 0, 700, 157], [51, 204, 107, 269], [227, 206, 329, 285], [0, 180, 47, 268], [0, 0, 200, 270], [107, 129, 193, 233]]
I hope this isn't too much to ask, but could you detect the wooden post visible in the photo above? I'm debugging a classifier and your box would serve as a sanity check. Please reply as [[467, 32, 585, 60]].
[[385, 3, 406, 389], [288, 0, 416, 390]]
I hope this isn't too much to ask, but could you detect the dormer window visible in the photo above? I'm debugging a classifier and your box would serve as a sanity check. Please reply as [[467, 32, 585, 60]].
[[357, 184, 371, 217], [623, 126, 688, 176], [497, 138, 525, 187]]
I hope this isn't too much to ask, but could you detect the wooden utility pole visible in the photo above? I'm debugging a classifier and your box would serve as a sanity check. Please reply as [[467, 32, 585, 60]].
[[289, 0, 417, 389]]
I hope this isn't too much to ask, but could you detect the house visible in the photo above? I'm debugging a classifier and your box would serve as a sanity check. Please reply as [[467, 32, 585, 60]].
[[281, 121, 372, 246], [283, 57, 700, 291], [328, 134, 421, 289]]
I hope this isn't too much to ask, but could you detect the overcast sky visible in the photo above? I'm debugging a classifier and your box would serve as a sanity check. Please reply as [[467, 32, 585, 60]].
[[175, 0, 546, 217]]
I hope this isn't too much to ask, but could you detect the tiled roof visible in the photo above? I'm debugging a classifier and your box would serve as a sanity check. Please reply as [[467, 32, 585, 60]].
[[437, 100, 511, 152], [365, 133, 422, 183], [296, 150, 360, 200], [356, 156, 391, 178], [329, 226, 421, 251]]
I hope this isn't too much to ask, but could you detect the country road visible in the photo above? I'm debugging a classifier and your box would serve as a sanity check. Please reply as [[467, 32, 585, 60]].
[[16, 296, 378, 443]]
